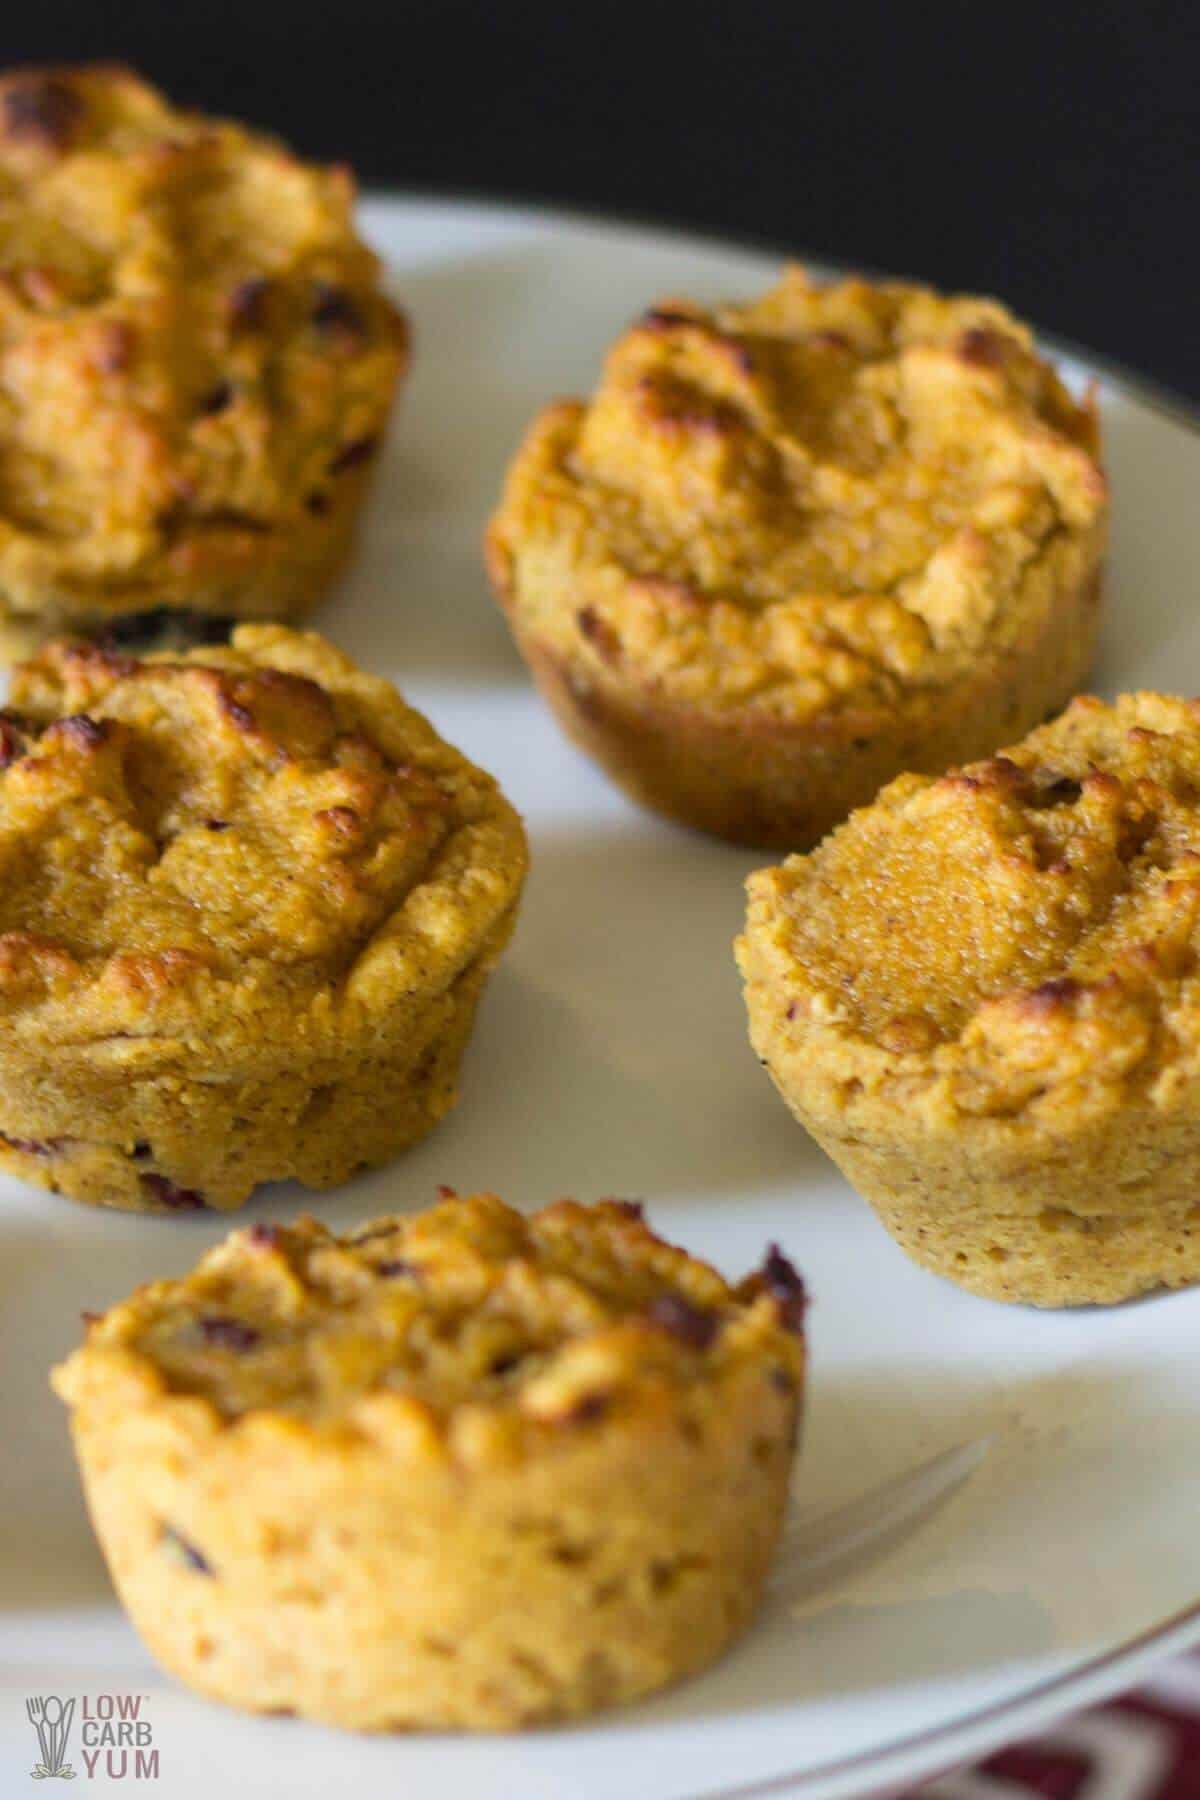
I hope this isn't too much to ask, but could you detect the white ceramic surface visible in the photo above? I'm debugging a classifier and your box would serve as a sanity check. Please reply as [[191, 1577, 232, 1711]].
[[2, 197, 1199, 1800]]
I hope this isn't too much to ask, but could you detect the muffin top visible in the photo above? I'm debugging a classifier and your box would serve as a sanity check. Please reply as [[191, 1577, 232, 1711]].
[[489, 267, 1106, 720], [741, 693, 1200, 1121], [0, 625, 525, 1055], [0, 65, 405, 611], [54, 1192, 806, 1467]]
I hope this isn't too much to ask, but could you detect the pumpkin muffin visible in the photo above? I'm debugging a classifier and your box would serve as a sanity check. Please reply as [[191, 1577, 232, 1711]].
[[487, 267, 1107, 848], [738, 693, 1200, 1306], [0, 626, 526, 1211], [0, 65, 407, 654], [52, 1192, 806, 1729]]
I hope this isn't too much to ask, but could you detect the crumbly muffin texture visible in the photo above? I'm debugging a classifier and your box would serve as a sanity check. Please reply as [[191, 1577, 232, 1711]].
[[53, 1193, 806, 1729], [0, 65, 407, 649], [488, 266, 1106, 846], [0, 625, 526, 1210], [739, 693, 1200, 1304]]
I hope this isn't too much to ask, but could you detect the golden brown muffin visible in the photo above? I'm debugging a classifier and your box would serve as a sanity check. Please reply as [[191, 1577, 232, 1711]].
[[737, 693, 1200, 1305], [52, 1192, 806, 1729], [0, 65, 407, 652], [487, 267, 1107, 848], [0, 626, 526, 1211]]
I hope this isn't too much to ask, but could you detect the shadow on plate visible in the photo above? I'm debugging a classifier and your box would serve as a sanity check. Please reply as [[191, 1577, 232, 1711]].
[[610, 1358, 1200, 1729], [319, 237, 616, 687], [340, 819, 833, 1210], [1088, 388, 1200, 698], [0, 1207, 256, 1614]]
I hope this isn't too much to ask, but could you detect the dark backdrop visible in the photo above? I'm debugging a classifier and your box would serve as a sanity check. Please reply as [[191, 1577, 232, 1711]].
[[8, 0, 1200, 402]]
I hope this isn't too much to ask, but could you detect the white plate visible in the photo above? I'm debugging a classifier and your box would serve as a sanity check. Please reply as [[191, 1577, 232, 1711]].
[[3, 197, 1200, 1800]]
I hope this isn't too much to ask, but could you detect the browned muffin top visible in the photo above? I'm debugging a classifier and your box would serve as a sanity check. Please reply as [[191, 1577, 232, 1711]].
[[0, 65, 405, 612], [743, 693, 1200, 1117], [489, 267, 1105, 719], [56, 1193, 806, 1459], [0, 626, 525, 1050]]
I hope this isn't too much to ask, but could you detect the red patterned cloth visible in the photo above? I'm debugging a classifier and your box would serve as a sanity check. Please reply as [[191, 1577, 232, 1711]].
[[912, 1658, 1200, 1797]]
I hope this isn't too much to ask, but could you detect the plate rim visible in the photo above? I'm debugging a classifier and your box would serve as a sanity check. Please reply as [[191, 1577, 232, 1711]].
[[359, 185, 1200, 440], [709, 1604, 1200, 1798]]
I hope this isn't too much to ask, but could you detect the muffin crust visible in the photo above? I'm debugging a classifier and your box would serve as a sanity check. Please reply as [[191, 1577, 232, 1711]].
[[0, 65, 407, 650], [0, 625, 526, 1210], [739, 693, 1200, 1304], [53, 1193, 805, 1728], [488, 268, 1106, 846]]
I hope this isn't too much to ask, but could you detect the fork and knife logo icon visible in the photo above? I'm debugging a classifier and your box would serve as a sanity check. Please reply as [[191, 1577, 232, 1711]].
[[26, 1695, 77, 1780]]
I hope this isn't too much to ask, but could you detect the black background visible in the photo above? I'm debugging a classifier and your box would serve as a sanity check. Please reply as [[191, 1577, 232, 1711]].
[[8, 0, 1200, 401]]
